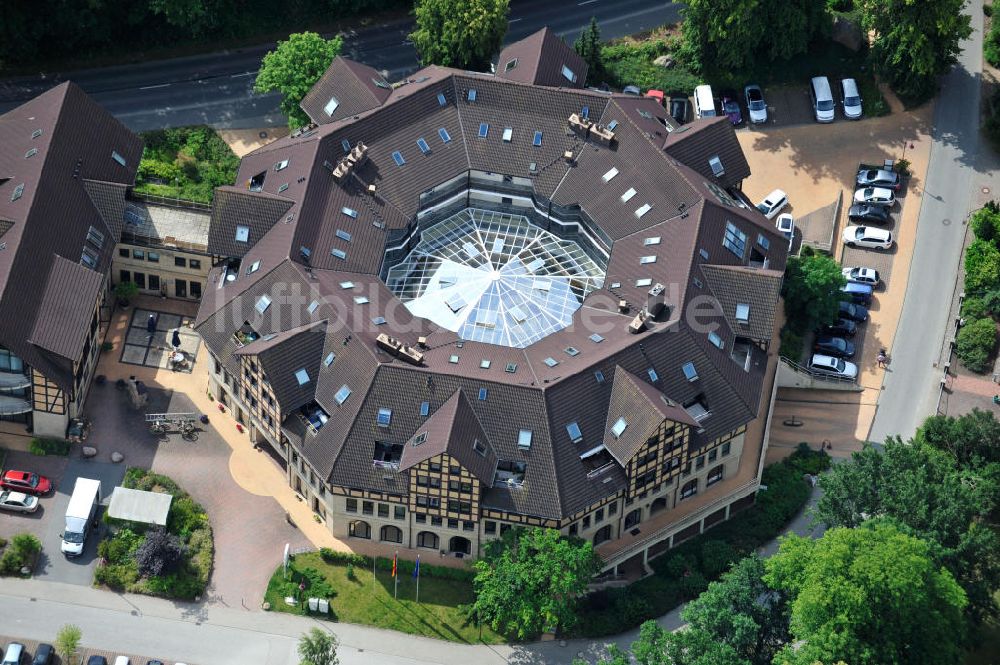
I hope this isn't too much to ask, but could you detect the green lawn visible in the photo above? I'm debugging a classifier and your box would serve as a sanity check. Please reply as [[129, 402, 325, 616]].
[[264, 551, 503, 644]]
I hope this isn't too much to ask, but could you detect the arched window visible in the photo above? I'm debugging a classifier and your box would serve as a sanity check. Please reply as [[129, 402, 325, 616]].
[[680, 479, 698, 500], [593, 525, 612, 545], [649, 496, 668, 515], [624, 508, 642, 530], [349, 520, 371, 539], [707, 465, 724, 486], [417, 531, 439, 549], [380, 524, 402, 543]]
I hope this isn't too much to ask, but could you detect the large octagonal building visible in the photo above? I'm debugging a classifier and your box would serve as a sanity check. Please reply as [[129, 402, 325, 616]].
[[196, 29, 787, 570]]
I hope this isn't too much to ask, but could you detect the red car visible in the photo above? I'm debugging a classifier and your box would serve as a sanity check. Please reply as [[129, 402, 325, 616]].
[[1, 470, 52, 495]]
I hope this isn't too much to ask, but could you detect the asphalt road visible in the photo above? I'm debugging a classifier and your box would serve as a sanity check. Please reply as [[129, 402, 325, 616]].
[[0, 0, 682, 131], [867, 1, 984, 444]]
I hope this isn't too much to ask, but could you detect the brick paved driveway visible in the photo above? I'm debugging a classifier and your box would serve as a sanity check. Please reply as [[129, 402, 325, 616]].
[[84, 381, 310, 607]]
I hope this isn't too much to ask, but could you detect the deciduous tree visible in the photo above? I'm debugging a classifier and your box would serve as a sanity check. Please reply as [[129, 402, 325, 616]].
[[297, 627, 339, 665], [472, 527, 601, 638], [135, 529, 184, 577], [410, 0, 509, 71], [55, 624, 82, 664], [766, 523, 967, 665], [781, 249, 846, 334], [575, 620, 747, 665], [857, 0, 972, 102], [255, 32, 343, 129]]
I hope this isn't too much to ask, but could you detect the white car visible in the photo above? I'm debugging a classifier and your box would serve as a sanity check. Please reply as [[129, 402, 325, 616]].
[[842, 266, 880, 286], [756, 189, 788, 220], [853, 186, 895, 208], [776, 213, 794, 248], [809, 353, 858, 379], [0, 490, 39, 513], [843, 225, 893, 250], [744, 84, 768, 124], [841, 78, 863, 119]]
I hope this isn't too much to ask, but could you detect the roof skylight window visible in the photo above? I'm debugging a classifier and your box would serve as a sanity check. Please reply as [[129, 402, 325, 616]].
[[505, 362, 518, 373], [112, 151, 127, 167], [353, 295, 370, 304], [308, 299, 319, 313], [607, 120, 619, 131], [439, 127, 451, 143], [561, 64, 577, 82], [372, 316, 386, 325], [468, 89, 477, 101], [708, 331, 724, 349], [533, 131, 543, 146], [274, 159, 289, 171], [420, 401, 430, 416], [86, 225, 105, 248], [611, 417, 628, 438], [336, 229, 352, 242], [473, 439, 487, 456], [392, 151, 405, 166], [589, 333, 604, 343], [478, 387, 488, 400], [602, 167, 619, 182], [341, 206, 358, 218], [640, 255, 657, 264], [295, 368, 310, 385], [709, 155, 725, 176], [518, 429, 533, 449], [635, 203, 652, 218], [564, 346, 580, 357], [255, 295, 271, 314], [377, 408, 392, 426], [331, 248, 347, 260], [502, 127, 513, 142], [437, 92, 447, 106], [479, 123, 489, 138], [636, 278, 653, 287], [566, 421, 583, 443], [31, 129, 42, 139], [595, 370, 605, 383], [736, 303, 750, 322], [340, 281, 355, 289], [417, 138, 431, 154], [644, 236, 661, 246], [277, 183, 289, 193], [24, 148, 37, 159], [480, 359, 491, 369], [334, 385, 351, 405], [543, 357, 559, 367], [413, 432, 427, 446], [449, 354, 460, 364], [648, 368, 659, 382], [621, 188, 637, 202], [342, 139, 351, 153], [324, 352, 335, 366], [81, 247, 98, 268], [247, 260, 261, 274], [505, 58, 518, 72], [683, 362, 699, 381], [324, 97, 340, 116], [235, 225, 250, 243]]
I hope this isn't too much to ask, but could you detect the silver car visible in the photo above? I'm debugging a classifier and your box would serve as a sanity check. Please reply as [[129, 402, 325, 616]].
[[853, 186, 895, 207], [0, 490, 39, 513], [856, 168, 900, 190]]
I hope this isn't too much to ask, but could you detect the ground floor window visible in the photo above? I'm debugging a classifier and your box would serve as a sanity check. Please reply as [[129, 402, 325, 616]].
[[624, 508, 641, 530], [176, 279, 187, 299], [417, 531, 439, 549], [707, 465, 724, 486], [593, 525, 612, 545], [680, 479, 698, 500], [349, 520, 371, 539], [380, 525, 402, 543]]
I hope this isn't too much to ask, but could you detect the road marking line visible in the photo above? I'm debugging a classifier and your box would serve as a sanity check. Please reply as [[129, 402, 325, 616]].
[[139, 83, 171, 90], [509, 17, 522, 23], [578, 0, 599, 5], [230, 72, 256, 78]]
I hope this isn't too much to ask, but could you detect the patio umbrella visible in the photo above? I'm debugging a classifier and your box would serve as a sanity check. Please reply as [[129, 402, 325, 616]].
[[171, 329, 181, 350], [146, 313, 157, 333]]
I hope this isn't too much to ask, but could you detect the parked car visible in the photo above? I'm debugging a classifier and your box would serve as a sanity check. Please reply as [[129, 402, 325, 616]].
[[756, 189, 788, 220], [0, 490, 39, 513], [809, 353, 859, 379], [856, 168, 900, 190], [841, 78, 863, 119], [839, 300, 869, 322], [669, 96, 690, 124], [842, 266, 880, 286], [840, 282, 874, 306], [144, 661, 165, 665], [622, 85, 641, 96], [847, 203, 891, 224], [853, 186, 895, 207], [776, 213, 794, 248], [721, 92, 742, 125], [32, 644, 54, 665], [113, 657, 130, 665], [843, 225, 893, 250], [744, 84, 767, 123], [2, 643, 25, 665], [814, 335, 856, 359], [86, 657, 108, 665], [1, 470, 52, 496], [821, 318, 858, 337]]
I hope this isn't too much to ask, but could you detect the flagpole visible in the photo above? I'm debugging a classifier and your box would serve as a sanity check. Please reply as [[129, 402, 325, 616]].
[[415, 555, 420, 604], [372, 554, 376, 594], [394, 550, 399, 600]]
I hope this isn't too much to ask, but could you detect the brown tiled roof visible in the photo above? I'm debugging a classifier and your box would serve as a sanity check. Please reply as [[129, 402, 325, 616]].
[[28, 255, 103, 360], [399, 389, 498, 484], [207, 187, 295, 258], [0, 82, 141, 391], [194, 56, 786, 519], [603, 366, 693, 465], [663, 117, 751, 190], [701, 265, 783, 342], [301, 57, 392, 126], [496, 28, 588, 89], [237, 319, 328, 411]]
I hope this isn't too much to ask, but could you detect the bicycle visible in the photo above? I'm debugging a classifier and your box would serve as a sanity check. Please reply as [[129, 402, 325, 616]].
[[149, 421, 167, 436], [181, 421, 199, 441]]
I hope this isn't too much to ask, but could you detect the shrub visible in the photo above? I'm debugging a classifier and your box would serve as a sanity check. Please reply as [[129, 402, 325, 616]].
[[987, 91, 1000, 152], [987, 13, 1000, 67], [971, 202, 1000, 242], [982, 288, 1000, 317], [168, 496, 208, 540], [135, 529, 184, 577], [600, 39, 701, 94], [827, 0, 853, 10], [699, 540, 737, 578], [98, 527, 143, 563], [114, 280, 139, 304], [957, 317, 997, 373], [28, 437, 71, 456], [779, 328, 805, 361], [965, 238, 1000, 293], [787, 442, 832, 475], [0, 533, 41, 575], [679, 570, 708, 599], [94, 562, 139, 589], [298, 567, 334, 598], [962, 296, 989, 319], [55, 625, 82, 664]]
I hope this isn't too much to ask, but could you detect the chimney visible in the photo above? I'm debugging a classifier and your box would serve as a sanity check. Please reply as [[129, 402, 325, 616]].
[[647, 283, 665, 318]]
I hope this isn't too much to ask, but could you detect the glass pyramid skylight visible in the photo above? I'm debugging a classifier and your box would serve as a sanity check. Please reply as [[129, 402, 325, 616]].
[[386, 208, 605, 348]]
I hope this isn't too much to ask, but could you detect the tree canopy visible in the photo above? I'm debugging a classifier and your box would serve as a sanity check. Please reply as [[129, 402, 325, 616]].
[[254, 32, 343, 129], [576, 620, 747, 665], [574, 18, 605, 85], [471, 527, 601, 638], [857, 0, 972, 102], [781, 249, 845, 334], [297, 627, 339, 665], [766, 523, 967, 665], [410, 0, 509, 71]]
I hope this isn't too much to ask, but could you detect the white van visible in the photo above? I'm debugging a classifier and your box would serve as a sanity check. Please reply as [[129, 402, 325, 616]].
[[694, 84, 716, 119], [62, 477, 101, 557], [841, 78, 863, 119], [810, 76, 835, 123]]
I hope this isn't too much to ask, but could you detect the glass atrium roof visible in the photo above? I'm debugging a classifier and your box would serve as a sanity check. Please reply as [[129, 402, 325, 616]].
[[386, 208, 606, 348]]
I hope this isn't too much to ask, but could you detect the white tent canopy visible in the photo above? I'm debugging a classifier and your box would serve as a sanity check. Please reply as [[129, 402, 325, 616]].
[[108, 487, 172, 526]]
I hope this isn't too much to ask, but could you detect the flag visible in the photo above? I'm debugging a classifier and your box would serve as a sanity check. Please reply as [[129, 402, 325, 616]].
[[413, 555, 420, 579], [391, 553, 397, 578]]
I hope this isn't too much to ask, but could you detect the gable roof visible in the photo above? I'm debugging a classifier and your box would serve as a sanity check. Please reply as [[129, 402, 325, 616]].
[[207, 187, 295, 258], [496, 28, 588, 88], [701, 265, 783, 341], [300, 57, 393, 126], [663, 117, 751, 189], [603, 366, 696, 465], [28, 255, 103, 360]]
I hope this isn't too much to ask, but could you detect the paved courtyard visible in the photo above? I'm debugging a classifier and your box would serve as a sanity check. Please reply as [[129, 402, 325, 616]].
[[119, 306, 200, 372]]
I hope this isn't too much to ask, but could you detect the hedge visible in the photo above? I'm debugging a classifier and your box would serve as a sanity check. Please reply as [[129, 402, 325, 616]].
[[957, 317, 998, 373], [29, 437, 71, 456], [570, 445, 828, 637], [317, 548, 475, 583]]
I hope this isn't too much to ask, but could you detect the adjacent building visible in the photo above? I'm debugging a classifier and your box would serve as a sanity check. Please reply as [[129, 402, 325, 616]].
[[190, 28, 787, 571]]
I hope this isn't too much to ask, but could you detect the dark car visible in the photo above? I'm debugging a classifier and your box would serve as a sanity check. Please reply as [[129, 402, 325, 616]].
[[32, 645, 54, 665], [145, 661, 165, 665], [669, 97, 690, 125], [814, 335, 856, 359], [822, 318, 858, 337], [838, 301, 869, 322], [848, 203, 890, 224], [720, 91, 742, 125], [86, 657, 107, 665]]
